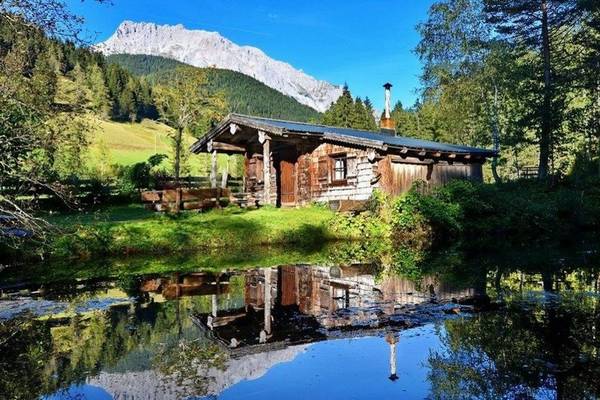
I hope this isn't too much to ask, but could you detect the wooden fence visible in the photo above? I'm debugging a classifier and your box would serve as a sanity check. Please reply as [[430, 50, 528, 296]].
[[156, 175, 243, 191], [0, 175, 244, 205], [518, 166, 539, 179]]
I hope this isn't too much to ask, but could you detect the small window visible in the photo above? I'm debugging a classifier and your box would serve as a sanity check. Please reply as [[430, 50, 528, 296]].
[[333, 157, 347, 181]]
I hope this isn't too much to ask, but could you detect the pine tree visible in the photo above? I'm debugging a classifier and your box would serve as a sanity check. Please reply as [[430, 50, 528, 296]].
[[124, 78, 141, 122], [484, 0, 581, 178], [352, 97, 366, 129], [322, 84, 355, 128], [352, 97, 378, 131], [391, 101, 415, 137], [137, 78, 157, 119], [119, 85, 136, 122], [363, 97, 377, 127]]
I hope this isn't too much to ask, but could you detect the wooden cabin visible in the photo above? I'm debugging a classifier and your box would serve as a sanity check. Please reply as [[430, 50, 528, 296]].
[[191, 86, 496, 207]]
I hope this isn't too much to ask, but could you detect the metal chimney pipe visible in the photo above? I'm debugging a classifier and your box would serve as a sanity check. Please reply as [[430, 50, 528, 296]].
[[384, 83, 392, 119], [380, 82, 395, 134]]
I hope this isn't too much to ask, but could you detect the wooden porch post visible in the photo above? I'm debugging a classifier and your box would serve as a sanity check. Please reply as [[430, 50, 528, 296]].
[[259, 131, 271, 205], [210, 149, 218, 188], [211, 294, 218, 317], [264, 267, 272, 334], [221, 155, 229, 189]]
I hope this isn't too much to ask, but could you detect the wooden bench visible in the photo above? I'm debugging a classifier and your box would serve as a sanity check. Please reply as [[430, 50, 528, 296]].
[[141, 188, 232, 211]]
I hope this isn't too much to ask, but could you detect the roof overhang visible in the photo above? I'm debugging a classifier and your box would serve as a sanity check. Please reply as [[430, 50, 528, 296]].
[[190, 114, 498, 161]]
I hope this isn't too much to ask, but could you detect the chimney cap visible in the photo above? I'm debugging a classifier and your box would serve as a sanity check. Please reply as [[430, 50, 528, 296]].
[[383, 82, 393, 89]]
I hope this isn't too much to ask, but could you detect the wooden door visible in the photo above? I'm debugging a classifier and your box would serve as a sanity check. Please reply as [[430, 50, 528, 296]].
[[280, 160, 296, 204]]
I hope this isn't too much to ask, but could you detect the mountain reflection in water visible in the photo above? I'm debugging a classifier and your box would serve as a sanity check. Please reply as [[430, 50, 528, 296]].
[[1, 245, 600, 400]]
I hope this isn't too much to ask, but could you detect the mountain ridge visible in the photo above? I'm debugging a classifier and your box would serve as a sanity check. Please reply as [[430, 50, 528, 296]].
[[95, 21, 342, 112]]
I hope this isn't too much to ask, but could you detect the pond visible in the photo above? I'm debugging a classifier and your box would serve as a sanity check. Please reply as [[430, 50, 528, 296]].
[[1, 243, 600, 400]]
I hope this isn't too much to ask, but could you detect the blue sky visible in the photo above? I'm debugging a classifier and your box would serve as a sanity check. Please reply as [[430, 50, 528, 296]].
[[68, 0, 435, 111]]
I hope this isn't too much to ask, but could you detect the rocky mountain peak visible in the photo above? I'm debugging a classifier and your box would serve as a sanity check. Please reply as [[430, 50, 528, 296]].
[[95, 21, 342, 112]]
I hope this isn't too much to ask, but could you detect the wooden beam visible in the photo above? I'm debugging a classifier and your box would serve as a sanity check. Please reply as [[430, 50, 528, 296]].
[[211, 141, 245, 153], [322, 132, 386, 150], [418, 149, 427, 157], [400, 147, 409, 154], [448, 153, 457, 159], [389, 155, 434, 165]]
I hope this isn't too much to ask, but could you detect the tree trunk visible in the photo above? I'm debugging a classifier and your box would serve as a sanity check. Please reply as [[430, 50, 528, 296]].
[[595, 59, 600, 176], [538, 0, 552, 180], [174, 127, 183, 212], [491, 83, 502, 183]]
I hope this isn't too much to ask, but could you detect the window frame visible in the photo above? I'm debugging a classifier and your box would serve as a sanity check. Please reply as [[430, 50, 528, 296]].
[[330, 155, 348, 185]]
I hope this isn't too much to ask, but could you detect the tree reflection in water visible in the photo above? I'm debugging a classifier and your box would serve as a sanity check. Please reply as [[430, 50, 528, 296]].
[[429, 288, 600, 399], [153, 338, 227, 398]]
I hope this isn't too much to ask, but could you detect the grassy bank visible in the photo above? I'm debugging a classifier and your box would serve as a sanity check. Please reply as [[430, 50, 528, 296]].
[[46, 205, 355, 260], [10, 178, 600, 263]]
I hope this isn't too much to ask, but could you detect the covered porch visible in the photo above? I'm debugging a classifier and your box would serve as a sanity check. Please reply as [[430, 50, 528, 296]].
[[191, 116, 323, 207]]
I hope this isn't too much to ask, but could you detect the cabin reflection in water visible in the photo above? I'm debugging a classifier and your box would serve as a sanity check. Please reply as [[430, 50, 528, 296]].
[[140, 264, 481, 365]]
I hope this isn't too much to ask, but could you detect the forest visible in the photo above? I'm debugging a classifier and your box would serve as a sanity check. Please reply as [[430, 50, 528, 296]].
[[107, 54, 322, 122]]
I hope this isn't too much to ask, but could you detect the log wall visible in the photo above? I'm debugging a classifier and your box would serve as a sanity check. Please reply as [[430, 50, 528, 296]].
[[244, 153, 277, 205], [297, 143, 378, 204], [242, 141, 484, 205]]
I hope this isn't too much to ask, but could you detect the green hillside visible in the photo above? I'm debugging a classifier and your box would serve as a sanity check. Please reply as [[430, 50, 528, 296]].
[[89, 118, 175, 166], [106, 54, 321, 122], [86, 116, 235, 175]]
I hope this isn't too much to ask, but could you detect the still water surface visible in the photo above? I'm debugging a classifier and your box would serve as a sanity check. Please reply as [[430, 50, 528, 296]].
[[1, 244, 599, 399]]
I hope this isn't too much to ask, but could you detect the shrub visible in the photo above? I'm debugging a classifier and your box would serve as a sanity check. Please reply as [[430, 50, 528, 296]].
[[390, 182, 462, 245]]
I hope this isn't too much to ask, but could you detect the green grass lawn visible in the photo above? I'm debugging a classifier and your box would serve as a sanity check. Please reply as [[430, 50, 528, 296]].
[[47, 204, 155, 226], [49, 205, 356, 259]]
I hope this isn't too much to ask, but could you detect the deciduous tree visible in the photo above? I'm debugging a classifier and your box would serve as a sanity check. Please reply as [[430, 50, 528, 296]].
[[154, 67, 226, 211]]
